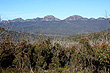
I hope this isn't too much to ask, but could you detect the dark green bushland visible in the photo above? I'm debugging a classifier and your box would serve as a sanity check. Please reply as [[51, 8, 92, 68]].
[[0, 34, 110, 73]]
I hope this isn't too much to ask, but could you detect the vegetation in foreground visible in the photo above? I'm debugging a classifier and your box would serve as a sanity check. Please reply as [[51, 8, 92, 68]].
[[0, 27, 110, 73]]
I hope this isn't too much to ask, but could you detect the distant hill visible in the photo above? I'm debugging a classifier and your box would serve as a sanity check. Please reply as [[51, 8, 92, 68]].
[[0, 15, 110, 35], [0, 28, 39, 44], [0, 27, 65, 44], [66, 29, 110, 42]]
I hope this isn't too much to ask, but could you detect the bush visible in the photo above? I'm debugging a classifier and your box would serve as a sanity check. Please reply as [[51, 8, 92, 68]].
[[0, 36, 110, 73]]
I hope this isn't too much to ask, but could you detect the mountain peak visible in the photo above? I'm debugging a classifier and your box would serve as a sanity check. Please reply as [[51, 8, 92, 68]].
[[42, 15, 60, 21], [71, 15, 83, 17], [97, 17, 106, 20], [65, 15, 86, 21], [8, 18, 24, 22], [44, 15, 55, 18], [89, 18, 95, 20], [13, 18, 24, 21]]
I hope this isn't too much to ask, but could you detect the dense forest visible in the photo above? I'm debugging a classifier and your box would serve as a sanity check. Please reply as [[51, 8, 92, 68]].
[[0, 27, 110, 73], [66, 29, 110, 42]]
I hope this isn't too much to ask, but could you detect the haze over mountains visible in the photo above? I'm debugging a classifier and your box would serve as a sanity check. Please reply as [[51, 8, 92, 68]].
[[0, 15, 110, 35]]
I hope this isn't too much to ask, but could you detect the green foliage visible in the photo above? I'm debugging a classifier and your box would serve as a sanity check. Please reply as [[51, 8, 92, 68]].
[[0, 34, 110, 73], [0, 27, 5, 31], [95, 43, 110, 64], [67, 29, 110, 42], [0, 34, 15, 68]]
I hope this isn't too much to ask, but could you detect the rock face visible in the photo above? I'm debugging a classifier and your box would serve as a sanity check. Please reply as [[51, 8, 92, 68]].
[[6, 15, 107, 22], [0, 15, 110, 35], [89, 18, 96, 20], [65, 15, 87, 21], [25, 17, 43, 22], [97, 17, 106, 20], [7, 15, 61, 22], [8, 18, 24, 22], [42, 15, 60, 21]]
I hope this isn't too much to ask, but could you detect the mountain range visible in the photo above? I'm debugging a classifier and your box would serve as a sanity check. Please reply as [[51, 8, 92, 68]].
[[0, 15, 110, 35]]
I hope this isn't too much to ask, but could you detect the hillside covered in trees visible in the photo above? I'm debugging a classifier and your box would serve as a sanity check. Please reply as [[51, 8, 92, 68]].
[[0, 15, 110, 35], [0, 27, 110, 73], [66, 29, 110, 42]]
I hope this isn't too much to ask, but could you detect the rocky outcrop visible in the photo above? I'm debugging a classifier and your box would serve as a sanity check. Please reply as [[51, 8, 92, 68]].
[[65, 15, 88, 21], [42, 15, 60, 21], [8, 18, 24, 22], [97, 17, 106, 20]]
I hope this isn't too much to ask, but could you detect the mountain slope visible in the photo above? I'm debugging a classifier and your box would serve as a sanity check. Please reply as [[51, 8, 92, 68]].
[[0, 15, 110, 35], [0, 29, 39, 44], [66, 29, 110, 42]]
